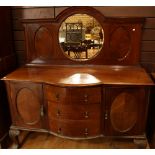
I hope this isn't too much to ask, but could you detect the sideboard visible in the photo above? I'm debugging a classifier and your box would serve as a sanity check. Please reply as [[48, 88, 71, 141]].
[[1, 6, 154, 148]]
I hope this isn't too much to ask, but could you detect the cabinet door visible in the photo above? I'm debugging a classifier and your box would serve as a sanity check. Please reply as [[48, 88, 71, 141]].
[[105, 87, 149, 136], [8, 81, 45, 129]]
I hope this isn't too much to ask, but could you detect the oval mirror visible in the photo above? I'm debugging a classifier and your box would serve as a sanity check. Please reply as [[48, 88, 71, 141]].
[[59, 14, 104, 61]]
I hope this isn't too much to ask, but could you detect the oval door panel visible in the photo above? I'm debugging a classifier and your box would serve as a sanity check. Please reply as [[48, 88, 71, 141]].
[[110, 92, 138, 132], [16, 88, 41, 125], [35, 26, 53, 59], [110, 27, 131, 61]]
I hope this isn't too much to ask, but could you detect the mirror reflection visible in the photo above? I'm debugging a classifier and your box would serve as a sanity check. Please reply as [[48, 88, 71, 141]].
[[59, 14, 104, 61]]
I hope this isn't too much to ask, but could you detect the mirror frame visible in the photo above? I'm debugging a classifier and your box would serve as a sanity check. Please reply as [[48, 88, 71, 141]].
[[58, 13, 104, 61], [56, 7, 105, 62]]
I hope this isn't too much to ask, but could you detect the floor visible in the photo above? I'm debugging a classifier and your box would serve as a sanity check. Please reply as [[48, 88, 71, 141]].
[[14, 132, 149, 149]]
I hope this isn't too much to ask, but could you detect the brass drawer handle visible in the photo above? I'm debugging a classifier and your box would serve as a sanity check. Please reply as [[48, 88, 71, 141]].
[[85, 128, 88, 136], [84, 94, 88, 98], [84, 111, 89, 118], [57, 109, 61, 116], [56, 94, 60, 101], [58, 128, 61, 134], [105, 113, 108, 120], [84, 99, 88, 103], [40, 105, 44, 117]]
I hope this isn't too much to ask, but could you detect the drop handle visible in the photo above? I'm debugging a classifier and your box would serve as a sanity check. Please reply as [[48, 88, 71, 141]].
[[84, 94, 88, 98], [85, 128, 88, 136], [84, 94, 88, 103], [84, 111, 89, 118], [58, 128, 61, 134], [40, 105, 44, 117], [57, 109, 61, 116], [105, 111, 108, 120], [56, 94, 60, 101]]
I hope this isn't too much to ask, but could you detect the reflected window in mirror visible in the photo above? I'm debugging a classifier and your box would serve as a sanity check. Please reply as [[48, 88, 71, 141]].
[[59, 14, 104, 61]]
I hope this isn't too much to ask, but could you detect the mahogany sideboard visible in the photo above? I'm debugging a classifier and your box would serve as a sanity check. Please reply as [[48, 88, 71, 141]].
[[1, 7, 154, 148], [3, 65, 153, 148]]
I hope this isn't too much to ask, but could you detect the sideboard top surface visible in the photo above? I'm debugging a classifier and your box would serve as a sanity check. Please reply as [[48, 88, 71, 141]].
[[2, 65, 153, 86]]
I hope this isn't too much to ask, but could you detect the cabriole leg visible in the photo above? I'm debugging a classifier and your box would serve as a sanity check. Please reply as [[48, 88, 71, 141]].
[[133, 138, 147, 149], [9, 129, 20, 149]]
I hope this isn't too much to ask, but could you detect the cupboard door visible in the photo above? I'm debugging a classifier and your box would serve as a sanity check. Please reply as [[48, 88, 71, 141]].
[[105, 87, 149, 136], [8, 81, 45, 129]]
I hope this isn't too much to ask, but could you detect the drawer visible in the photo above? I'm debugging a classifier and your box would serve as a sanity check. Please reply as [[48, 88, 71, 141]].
[[49, 119, 101, 138], [44, 85, 66, 103], [68, 87, 101, 104], [48, 101, 101, 120]]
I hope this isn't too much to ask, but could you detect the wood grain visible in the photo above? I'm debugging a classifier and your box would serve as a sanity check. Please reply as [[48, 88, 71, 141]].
[[11, 6, 155, 71], [19, 132, 149, 149]]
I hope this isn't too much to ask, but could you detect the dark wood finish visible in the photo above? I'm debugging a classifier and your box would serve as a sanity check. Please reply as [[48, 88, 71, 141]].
[[0, 7, 17, 148], [2, 6, 154, 148], [45, 85, 102, 138], [21, 7, 144, 66], [105, 87, 149, 136], [2, 65, 153, 146], [147, 73, 155, 148], [11, 6, 155, 73], [49, 119, 101, 138], [3, 66, 153, 86], [47, 102, 101, 120], [7, 81, 45, 129]]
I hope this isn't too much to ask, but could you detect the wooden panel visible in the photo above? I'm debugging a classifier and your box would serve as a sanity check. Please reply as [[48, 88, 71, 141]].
[[9, 81, 44, 129], [11, 6, 155, 69], [44, 85, 67, 103], [105, 87, 149, 136], [141, 62, 155, 73], [69, 87, 101, 104], [34, 26, 53, 59], [93, 7, 155, 17], [110, 92, 138, 132], [48, 102, 101, 120], [49, 119, 101, 137], [142, 29, 155, 40], [16, 88, 41, 125], [141, 41, 155, 51], [144, 18, 155, 28], [12, 7, 55, 19], [109, 26, 131, 62], [141, 52, 155, 62], [55, 7, 69, 17]]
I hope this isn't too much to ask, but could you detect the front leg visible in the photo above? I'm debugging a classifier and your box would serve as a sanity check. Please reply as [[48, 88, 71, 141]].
[[133, 138, 147, 149], [9, 129, 20, 149]]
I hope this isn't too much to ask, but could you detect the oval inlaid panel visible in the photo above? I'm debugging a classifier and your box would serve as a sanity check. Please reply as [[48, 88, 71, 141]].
[[35, 26, 53, 59], [110, 27, 131, 61], [16, 88, 41, 125], [110, 92, 138, 132]]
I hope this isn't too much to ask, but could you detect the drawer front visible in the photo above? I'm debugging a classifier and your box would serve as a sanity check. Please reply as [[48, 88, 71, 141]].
[[48, 101, 101, 120], [44, 85, 66, 103], [49, 119, 101, 138], [68, 87, 101, 104]]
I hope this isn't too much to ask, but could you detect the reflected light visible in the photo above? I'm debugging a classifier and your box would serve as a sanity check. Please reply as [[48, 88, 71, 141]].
[[59, 73, 101, 85]]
